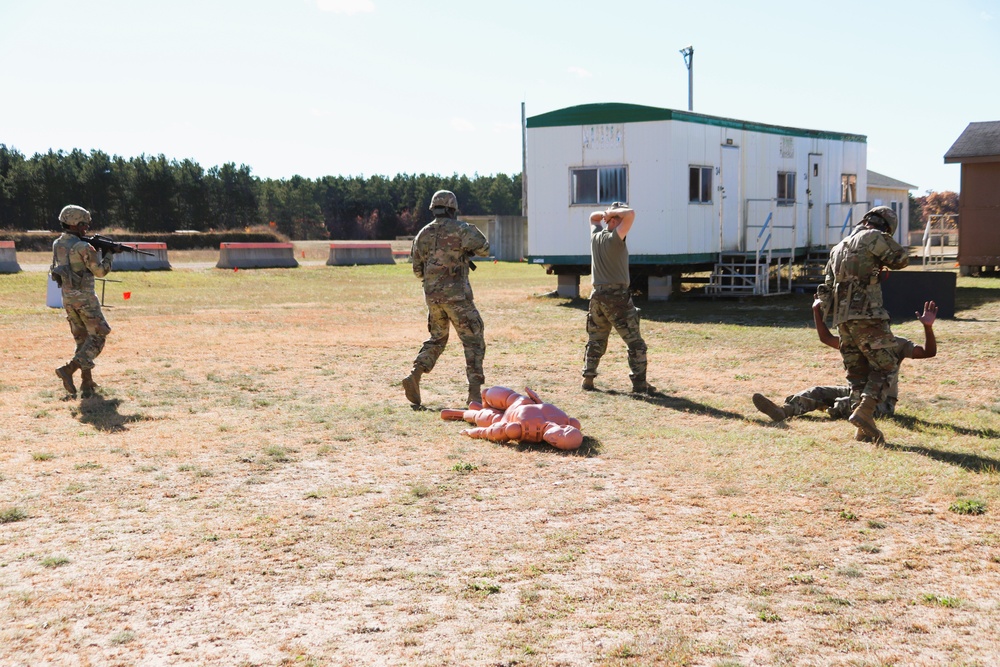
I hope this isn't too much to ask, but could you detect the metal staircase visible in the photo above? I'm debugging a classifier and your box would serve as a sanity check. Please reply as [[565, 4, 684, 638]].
[[707, 251, 794, 296], [796, 247, 830, 289], [707, 210, 795, 296]]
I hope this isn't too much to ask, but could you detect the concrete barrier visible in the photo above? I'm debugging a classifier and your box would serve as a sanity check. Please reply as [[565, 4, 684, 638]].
[[217, 242, 299, 269], [111, 242, 171, 271], [327, 242, 395, 266], [0, 241, 21, 273]]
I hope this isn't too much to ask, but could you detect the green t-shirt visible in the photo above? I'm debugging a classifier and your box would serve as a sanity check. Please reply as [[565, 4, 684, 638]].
[[590, 226, 630, 286]]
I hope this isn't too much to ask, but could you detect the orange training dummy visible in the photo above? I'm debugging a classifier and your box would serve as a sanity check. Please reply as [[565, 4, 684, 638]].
[[441, 386, 583, 451]]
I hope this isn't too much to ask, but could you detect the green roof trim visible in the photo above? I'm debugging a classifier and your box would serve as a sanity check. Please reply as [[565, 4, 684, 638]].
[[527, 103, 866, 143]]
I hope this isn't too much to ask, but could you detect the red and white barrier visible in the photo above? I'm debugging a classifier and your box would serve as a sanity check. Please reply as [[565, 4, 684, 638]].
[[0, 241, 21, 273]]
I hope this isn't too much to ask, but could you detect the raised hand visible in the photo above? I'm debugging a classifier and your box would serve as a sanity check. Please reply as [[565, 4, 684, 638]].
[[917, 300, 938, 326]]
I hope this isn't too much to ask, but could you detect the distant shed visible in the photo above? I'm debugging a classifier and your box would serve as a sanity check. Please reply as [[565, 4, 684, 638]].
[[866, 170, 916, 246], [463, 215, 527, 261], [944, 121, 1000, 273]]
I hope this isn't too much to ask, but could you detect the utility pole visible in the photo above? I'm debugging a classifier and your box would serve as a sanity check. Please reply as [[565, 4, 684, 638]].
[[521, 102, 527, 217], [680, 46, 693, 111]]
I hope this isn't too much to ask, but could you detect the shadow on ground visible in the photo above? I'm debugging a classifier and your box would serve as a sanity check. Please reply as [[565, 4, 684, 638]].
[[508, 435, 603, 458], [884, 441, 1000, 473], [609, 388, 747, 420], [889, 413, 1000, 440], [552, 292, 816, 328], [75, 393, 150, 432], [954, 285, 1000, 321]]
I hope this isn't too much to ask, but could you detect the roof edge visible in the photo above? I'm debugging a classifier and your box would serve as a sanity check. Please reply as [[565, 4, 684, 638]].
[[526, 103, 867, 143]]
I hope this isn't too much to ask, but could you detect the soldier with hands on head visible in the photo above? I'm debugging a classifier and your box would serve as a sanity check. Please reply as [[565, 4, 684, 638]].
[[402, 190, 491, 407], [50, 205, 117, 398], [752, 299, 937, 429], [582, 202, 655, 394], [814, 205, 910, 444]]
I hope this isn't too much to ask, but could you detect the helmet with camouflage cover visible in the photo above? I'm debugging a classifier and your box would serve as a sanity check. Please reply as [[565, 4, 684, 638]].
[[863, 206, 898, 235], [428, 190, 459, 214], [58, 205, 92, 230]]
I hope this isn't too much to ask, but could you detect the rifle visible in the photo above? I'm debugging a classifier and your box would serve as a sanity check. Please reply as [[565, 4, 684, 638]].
[[83, 234, 156, 257]]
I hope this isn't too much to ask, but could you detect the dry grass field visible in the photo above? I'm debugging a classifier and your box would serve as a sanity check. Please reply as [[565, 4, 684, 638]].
[[1, 253, 999, 667]]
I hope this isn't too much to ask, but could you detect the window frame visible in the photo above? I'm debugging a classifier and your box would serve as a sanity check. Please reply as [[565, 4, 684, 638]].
[[570, 165, 628, 205], [689, 165, 713, 204], [777, 171, 796, 206], [840, 174, 857, 204]]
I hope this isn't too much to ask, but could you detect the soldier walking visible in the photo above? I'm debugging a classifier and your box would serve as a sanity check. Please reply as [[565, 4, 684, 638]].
[[402, 190, 491, 407], [582, 202, 655, 394], [50, 205, 115, 398], [815, 206, 909, 443]]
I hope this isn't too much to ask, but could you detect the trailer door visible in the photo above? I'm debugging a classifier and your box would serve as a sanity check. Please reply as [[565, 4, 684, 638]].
[[808, 153, 824, 247], [720, 145, 741, 251]]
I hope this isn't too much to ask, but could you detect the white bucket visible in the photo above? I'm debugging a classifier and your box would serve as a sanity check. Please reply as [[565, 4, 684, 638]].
[[47, 274, 63, 308]]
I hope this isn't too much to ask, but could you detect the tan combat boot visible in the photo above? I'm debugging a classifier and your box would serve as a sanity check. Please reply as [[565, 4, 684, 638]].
[[631, 374, 657, 395], [467, 382, 483, 407], [581, 376, 596, 391], [752, 393, 794, 422], [401, 368, 423, 406], [55, 360, 80, 396], [80, 368, 97, 398], [848, 395, 884, 444]]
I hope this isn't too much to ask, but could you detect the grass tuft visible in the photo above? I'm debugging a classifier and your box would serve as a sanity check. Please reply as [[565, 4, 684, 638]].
[[109, 630, 136, 645], [0, 507, 28, 523], [949, 499, 987, 515], [920, 593, 962, 608], [41, 556, 70, 568]]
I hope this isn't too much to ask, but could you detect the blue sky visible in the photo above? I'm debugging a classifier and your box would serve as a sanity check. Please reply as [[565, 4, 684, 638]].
[[2, 0, 997, 193]]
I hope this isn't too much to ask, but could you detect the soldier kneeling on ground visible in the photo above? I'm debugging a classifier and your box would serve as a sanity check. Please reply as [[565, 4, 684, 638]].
[[753, 299, 937, 441]]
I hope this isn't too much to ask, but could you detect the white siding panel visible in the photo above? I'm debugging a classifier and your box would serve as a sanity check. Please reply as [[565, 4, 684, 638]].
[[526, 111, 868, 263]]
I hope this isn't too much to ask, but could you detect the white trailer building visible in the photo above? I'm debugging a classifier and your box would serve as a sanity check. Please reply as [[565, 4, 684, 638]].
[[524, 103, 872, 298]]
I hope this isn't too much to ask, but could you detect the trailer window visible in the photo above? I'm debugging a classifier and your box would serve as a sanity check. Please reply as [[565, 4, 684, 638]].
[[689, 166, 712, 204], [777, 171, 796, 206], [571, 166, 627, 205], [841, 174, 857, 203]]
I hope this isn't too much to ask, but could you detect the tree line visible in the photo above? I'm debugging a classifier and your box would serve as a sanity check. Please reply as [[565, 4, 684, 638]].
[[0, 145, 522, 239]]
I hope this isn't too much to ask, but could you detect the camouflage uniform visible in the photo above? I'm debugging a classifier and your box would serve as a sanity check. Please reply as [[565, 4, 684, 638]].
[[410, 216, 490, 388], [50, 233, 113, 370], [781, 336, 915, 418], [583, 225, 648, 384], [816, 225, 908, 401]]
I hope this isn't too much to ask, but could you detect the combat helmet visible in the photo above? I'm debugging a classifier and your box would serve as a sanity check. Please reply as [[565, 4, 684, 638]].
[[428, 190, 459, 214], [863, 206, 898, 235], [59, 205, 92, 230]]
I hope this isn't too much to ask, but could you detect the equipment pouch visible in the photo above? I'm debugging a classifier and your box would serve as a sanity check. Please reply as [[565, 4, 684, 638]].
[[49, 265, 76, 289]]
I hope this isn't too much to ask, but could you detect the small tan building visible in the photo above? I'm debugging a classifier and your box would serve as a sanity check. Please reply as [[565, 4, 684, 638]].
[[944, 121, 1000, 273], [867, 170, 916, 246]]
